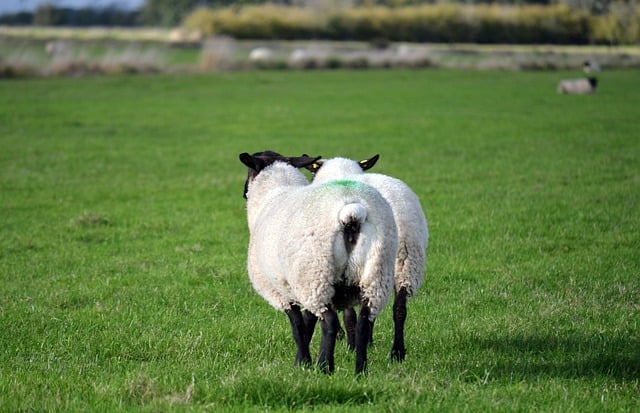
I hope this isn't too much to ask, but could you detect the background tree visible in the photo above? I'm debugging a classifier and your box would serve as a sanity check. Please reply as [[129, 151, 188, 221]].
[[140, 0, 204, 26], [140, 0, 255, 26], [33, 3, 65, 26]]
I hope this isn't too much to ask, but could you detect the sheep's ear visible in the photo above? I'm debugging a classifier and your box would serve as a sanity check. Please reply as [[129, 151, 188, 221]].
[[239, 152, 256, 169], [359, 154, 380, 171], [289, 155, 322, 170], [239, 153, 260, 199], [301, 154, 323, 173], [239, 152, 268, 172]]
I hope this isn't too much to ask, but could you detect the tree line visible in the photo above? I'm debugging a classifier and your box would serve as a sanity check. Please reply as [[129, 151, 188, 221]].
[[0, 0, 627, 26]]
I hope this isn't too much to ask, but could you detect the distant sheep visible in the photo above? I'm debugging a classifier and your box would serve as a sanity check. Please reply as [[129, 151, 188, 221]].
[[168, 28, 202, 46], [583, 60, 601, 74], [249, 47, 273, 63], [306, 155, 428, 362], [289, 49, 308, 63], [557, 77, 598, 94], [239, 151, 398, 374], [45, 40, 70, 59]]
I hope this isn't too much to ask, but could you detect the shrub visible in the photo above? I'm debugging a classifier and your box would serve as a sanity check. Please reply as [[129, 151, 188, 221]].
[[183, 7, 218, 37], [183, 3, 640, 45], [590, 1, 640, 44], [185, 5, 323, 40]]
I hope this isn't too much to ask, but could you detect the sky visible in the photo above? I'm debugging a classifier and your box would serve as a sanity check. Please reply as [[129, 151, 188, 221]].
[[0, 0, 144, 14]]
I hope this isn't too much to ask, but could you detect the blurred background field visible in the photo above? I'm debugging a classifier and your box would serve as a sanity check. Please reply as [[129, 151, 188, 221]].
[[1, 0, 640, 77], [1, 27, 640, 77]]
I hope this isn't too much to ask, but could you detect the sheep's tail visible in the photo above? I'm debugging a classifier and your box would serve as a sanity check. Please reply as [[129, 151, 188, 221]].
[[339, 203, 367, 251]]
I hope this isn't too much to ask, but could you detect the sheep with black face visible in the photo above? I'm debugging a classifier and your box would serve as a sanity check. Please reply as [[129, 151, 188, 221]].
[[306, 155, 428, 362], [239, 151, 397, 374]]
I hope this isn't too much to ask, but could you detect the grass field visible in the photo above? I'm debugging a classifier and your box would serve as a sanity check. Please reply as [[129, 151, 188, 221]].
[[1, 69, 639, 411]]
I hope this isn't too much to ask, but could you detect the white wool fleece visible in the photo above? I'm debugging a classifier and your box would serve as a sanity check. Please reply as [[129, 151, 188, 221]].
[[245, 161, 398, 320], [312, 157, 428, 296]]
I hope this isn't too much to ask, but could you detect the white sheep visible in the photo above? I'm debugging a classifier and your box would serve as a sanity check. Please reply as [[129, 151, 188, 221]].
[[306, 155, 428, 362], [239, 151, 398, 374], [45, 40, 71, 59], [557, 77, 598, 94], [168, 28, 202, 46], [583, 59, 601, 74], [249, 47, 273, 63]]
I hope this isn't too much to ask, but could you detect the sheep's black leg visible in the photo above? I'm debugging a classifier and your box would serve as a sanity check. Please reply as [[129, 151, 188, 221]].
[[369, 318, 375, 347], [336, 320, 346, 341], [302, 310, 317, 347], [317, 309, 339, 374], [390, 287, 408, 362], [343, 307, 357, 351], [285, 305, 312, 367], [355, 304, 372, 375]]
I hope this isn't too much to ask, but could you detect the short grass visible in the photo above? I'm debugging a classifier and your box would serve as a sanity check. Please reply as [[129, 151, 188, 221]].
[[1, 69, 639, 411]]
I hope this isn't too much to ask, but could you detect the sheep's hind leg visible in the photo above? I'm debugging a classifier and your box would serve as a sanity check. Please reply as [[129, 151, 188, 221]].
[[390, 287, 408, 362], [343, 307, 357, 351], [286, 305, 312, 367], [355, 305, 373, 375], [317, 309, 339, 374], [369, 318, 375, 347], [302, 310, 317, 348]]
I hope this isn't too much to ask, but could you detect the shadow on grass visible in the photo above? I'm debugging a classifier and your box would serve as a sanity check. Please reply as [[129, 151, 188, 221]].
[[463, 333, 640, 382]]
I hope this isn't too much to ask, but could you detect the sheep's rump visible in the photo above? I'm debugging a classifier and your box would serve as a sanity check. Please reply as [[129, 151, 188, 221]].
[[248, 179, 397, 319], [312, 160, 429, 297]]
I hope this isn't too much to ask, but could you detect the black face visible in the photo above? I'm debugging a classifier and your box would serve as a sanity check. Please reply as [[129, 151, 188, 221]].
[[239, 151, 321, 199]]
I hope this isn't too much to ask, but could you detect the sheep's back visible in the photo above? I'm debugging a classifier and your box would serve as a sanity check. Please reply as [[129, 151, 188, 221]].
[[358, 173, 428, 295], [249, 179, 397, 316], [359, 173, 428, 245]]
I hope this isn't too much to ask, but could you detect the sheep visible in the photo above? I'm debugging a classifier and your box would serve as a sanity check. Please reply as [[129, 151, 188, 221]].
[[557, 77, 598, 94], [289, 49, 309, 63], [45, 40, 71, 60], [249, 47, 273, 63], [239, 151, 398, 374], [305, 155, 428, 362], [583, 59, 601, 74], [168, 28, 202, 47]]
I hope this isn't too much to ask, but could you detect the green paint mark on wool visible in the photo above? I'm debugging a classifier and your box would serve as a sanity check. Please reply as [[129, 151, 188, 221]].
[[327, 180, 362, 188], [318, 180, 371, 196]]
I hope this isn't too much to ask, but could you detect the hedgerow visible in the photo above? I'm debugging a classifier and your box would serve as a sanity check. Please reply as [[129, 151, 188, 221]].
[[183, 3, 640, 45], [184, 5, 322, 39]]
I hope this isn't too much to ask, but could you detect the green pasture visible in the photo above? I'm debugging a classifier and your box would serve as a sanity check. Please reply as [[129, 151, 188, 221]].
[[1, 69, 638, 411]]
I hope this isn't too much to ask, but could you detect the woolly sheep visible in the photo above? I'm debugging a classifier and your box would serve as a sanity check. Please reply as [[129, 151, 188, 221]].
[[557, 77, 598, 94], [249, 47, 273, 63], [583, 59, 601, 73], [168, 28, 202, 46], [239, 151, 398, 374], [306, 155, 428, 362], [289, 48, 308, 63], [45, 40, 70, 59]]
